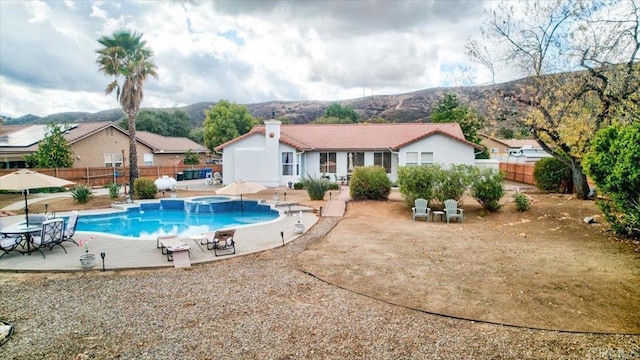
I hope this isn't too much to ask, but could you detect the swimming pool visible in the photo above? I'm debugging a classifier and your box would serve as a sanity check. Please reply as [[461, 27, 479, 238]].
[[74, 197, 279, 239]]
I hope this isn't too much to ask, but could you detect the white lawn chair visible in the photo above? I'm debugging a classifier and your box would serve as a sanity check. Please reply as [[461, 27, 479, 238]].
[[444, 199, 464, 223], [412, 198, 431, 221]]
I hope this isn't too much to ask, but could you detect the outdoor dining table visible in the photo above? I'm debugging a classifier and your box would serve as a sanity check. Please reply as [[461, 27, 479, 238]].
[[0, 223, 41, 254]]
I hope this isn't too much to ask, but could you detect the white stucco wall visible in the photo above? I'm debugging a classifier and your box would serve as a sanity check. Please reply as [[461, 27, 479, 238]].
[[220, 131, 302, 187], [399, 134, 476, 166], [220, 134, 265, 185]]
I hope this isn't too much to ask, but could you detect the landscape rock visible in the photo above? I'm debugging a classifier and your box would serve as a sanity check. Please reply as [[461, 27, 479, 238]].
[[584, 216, 596, 224]]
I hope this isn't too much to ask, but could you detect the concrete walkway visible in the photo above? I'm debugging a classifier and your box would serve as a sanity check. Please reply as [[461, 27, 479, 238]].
[[322, 186, 351, 217], [0, 180, 351, 272]]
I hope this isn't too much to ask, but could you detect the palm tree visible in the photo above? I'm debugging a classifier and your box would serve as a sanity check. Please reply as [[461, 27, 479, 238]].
[[96, 30, 158, 189]]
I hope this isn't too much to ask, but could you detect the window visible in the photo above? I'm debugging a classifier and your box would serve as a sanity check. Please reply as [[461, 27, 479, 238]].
[[420, 152, 433, 165], [104, 153, 123, 167], [347, 152, 364, 171], [406, 152, 418, 166], [319, 152, 337, 173], [406, 152, 432, 166], [106, 128, 114, 136], [374, 151, 391, 173], [143, 153, 153, 166], [282, 152, 293, 175], [491, 148, 499, 154]]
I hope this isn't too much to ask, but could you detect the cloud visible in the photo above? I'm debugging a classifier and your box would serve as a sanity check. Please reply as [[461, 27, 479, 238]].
[[0, 0, 494, 118]]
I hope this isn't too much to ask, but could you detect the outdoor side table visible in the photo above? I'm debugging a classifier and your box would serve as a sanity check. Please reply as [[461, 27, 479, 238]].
[[432, 211, 445, 222]]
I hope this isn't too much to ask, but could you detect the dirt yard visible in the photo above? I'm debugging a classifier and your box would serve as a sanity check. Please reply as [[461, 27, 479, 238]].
[[296, 190, 640, 334], [2, 187, 639, 334]]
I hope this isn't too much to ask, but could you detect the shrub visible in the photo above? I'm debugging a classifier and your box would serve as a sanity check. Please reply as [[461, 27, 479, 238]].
[[349, 166, 391, 200], [433, 164, 476, 204], [183, 150, 201, 165], [471, 168, 505, 212], [133, 178, 158, 200], [71, 185, 93, 204], [514, 192, 530, 212], [534, 157, 573, 193], [300, 175, 332, 200], [397, 165, 440, 207], [327, 182, 340, 191], [583, 122, 640, 237], [107, 182, 121, 199], [293, 182, 304, 190]]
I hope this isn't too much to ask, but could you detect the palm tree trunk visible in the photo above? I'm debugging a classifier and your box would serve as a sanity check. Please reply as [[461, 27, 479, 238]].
[[127, 115, 139, 189]]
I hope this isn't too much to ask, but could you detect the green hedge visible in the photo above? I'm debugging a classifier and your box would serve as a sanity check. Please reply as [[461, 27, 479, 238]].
[[534, 157, 572, 193], [133, 178, 158, 200], [349, 166, 391, 200]]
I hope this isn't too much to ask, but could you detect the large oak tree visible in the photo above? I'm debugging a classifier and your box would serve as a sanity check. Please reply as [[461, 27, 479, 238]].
[[469, 0, 639, 199]]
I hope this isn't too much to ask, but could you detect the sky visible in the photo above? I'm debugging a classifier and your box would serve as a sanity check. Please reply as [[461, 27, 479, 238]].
[[0, 0, 504, 119]]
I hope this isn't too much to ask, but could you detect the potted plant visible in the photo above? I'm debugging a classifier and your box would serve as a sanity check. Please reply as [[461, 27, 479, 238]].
[[77, 238, 96, 269], [294, 211, 305, 234]]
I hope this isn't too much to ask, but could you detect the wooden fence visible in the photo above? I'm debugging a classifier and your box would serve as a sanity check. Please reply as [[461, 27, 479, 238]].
[[0, 164, 222, 188], [499, 162, 535, 185]]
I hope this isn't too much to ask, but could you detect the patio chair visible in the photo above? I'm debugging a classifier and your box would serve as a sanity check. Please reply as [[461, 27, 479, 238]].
[[31, 218, 66, 259], [27, 214, 49, 226], [412, 198, 431, 221], [156, 235, 190, 262], [203, 229, 236, 256], [0, 223, 24, 260], [444, 199, 464, 223], [62, 211, 79, 246]]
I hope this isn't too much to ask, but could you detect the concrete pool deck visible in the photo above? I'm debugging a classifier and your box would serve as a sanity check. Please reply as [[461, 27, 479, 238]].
[[0, 179, 334, 272]]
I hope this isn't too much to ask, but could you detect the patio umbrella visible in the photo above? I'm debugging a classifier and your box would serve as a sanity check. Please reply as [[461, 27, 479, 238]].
[[0, 169, 75, 226], [215, 180, 266, 214]]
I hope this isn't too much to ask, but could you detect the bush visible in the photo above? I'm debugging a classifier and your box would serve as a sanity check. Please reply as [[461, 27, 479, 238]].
[[514, 192, 530, 212], [71, 185, 93, 204], [534, 157, 572, 193], [349, 166, 391, 200], [583, 122, 640, 237], [107, 182, 121, 199], [397, 165, 439, 207], [327, 182, 340, 191], [433, 164, 476, 204], [133, 178, 158, 200], [293, 182, 304, 190], [471, 168, 505, 212], [300, 176, 332, 200]]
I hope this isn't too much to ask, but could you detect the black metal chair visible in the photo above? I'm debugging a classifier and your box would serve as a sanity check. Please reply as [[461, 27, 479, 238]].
[[31, 218, 66, 259]]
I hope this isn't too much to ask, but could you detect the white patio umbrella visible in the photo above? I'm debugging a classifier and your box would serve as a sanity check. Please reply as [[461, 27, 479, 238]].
[[215, 180, 267, 214], [0, 169, 75, 226]]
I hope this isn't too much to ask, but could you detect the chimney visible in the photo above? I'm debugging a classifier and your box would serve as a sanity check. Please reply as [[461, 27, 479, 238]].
[[264, 120, 281, 143]]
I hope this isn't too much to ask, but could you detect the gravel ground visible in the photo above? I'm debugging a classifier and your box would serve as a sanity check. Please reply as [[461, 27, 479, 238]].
[[1, 218, 639, 359]]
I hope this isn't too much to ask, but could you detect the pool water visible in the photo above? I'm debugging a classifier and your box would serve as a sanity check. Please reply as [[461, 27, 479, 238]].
[[75, 199, 279, 239]]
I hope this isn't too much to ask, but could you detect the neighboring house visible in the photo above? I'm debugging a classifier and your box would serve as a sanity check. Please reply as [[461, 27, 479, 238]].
[[479, 133, 551, 159], [215, 121, 483, 187], [0, 122, 208, 168]]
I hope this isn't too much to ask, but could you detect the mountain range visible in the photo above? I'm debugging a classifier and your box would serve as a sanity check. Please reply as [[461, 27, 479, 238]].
[[1, 78, 527, 135]]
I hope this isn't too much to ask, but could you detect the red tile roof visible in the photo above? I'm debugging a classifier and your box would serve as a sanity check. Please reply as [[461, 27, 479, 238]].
[[216, 122, 482, 151]]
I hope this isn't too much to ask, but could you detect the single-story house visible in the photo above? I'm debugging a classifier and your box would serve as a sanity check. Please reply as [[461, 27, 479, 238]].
[[215, 121, 483, 187], [479, 133, 550, 159], [0, 122, 209, 168]]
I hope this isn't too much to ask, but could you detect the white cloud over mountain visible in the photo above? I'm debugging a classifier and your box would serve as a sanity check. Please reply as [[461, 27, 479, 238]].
[[0, 0, 502, 118]]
